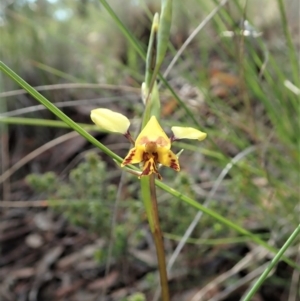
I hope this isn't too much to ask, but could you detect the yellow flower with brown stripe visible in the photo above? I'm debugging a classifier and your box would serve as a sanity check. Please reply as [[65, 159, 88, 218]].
[[121, 116, 179, 180]]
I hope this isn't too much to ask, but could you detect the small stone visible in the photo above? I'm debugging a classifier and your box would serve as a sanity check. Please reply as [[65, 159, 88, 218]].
[[25, 233, 44, 248]]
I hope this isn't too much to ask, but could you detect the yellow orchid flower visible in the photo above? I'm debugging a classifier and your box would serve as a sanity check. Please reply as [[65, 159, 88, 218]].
[[121, 116, 180, 180], [91, 109, 207, 180]]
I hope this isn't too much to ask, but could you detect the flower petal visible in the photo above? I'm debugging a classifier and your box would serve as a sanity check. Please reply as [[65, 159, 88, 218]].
[[157, 148, 180, 172], [140, 157, 162, 180], [171, 126, 207, 141], [135, 116, 170, 149], [91, 108, 130, 134], [121, 146, 144, 166]]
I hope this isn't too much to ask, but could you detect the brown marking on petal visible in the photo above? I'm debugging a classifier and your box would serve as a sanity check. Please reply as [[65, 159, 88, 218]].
[[139, 157, 162, 180], [150, 159, 162, 179], [141, 161, 151, 176], [137, 136, 149, 145], [156, 136, 169, 147], [142, 152, 148, 162], [170, 159, 180, 171], [141, 159, 157, 176], [122, 149, 136, 166], [152, 160, 159, 173]]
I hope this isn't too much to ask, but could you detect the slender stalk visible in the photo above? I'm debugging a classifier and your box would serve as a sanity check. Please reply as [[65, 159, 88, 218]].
[[242, 224, 300, 301], [149, 174, 170, 301]]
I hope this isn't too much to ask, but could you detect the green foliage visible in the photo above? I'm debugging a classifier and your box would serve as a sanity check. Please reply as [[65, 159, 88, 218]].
[[26, 171, 57, 194], [26, 152, 130, 260]]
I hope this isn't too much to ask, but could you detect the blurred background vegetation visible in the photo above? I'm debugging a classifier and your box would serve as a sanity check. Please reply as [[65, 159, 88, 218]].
[[0, 0, 299, 300]]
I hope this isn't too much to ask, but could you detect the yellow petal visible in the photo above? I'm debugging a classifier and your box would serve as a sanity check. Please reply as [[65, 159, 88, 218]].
[[171, 126, 207, 141], [135, 116, 170, 149], [157, 148, 180, 172], [121, 146, 144, 166], [91, 108, 130, 134]]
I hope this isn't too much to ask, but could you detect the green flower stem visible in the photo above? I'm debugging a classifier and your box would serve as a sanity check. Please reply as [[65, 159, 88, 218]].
[[149, 174, 170, 301], [142, 81, 161, 128], [140, 177, 155, 232], [140, 176, 170, 300], [144, 0, 172, 108], [242, 223, 300, 301], [142, 13, 161, 126], [141, 3, 173, 296], [140, 2, 173, 297]]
